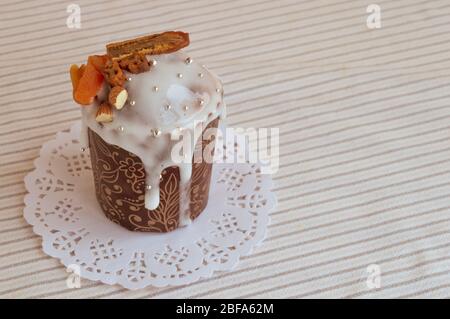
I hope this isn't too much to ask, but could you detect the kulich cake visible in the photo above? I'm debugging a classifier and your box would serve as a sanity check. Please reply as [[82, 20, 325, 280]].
[[69, 31, 225, 232]]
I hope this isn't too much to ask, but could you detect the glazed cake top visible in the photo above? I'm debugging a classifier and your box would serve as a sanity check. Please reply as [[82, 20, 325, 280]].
[[82, 51, 224, 135], [70, 32, 225, 216]]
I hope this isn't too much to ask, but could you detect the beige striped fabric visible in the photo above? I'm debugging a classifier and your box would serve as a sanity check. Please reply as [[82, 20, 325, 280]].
[[1, 0, 450, 298]]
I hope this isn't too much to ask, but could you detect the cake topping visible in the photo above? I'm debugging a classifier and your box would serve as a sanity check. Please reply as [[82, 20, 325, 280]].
[[72, 60, 104, 105], [108, 86, 128, 110], [118, 52, 151, 74], [106, 31, 189, 60], [103, 57, 126, 87], [70, 31, 190, 122], [70, 64, 84, 99], [95, 102, 113, 123], [70, 64, 82, 89]]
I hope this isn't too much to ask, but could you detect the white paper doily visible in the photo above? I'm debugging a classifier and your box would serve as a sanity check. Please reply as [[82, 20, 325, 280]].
[[23, 121, 276, 289]]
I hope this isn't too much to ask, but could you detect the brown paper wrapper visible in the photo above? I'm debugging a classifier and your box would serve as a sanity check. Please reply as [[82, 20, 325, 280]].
[[88, 118, 219, 232]]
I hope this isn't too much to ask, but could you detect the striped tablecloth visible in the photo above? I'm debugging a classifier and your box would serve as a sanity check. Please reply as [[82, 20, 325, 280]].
[[1, 0, 450, 298]]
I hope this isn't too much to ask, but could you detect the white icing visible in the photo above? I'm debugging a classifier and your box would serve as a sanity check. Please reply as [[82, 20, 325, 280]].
[[79, 120, 89, 150], [80, 51, 224, 226]]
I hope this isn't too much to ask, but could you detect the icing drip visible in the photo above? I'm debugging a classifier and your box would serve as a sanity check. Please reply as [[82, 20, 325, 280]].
[[79, 120, 89, 150], [178, 162, 193, 226], [80, 52, 224, 225]]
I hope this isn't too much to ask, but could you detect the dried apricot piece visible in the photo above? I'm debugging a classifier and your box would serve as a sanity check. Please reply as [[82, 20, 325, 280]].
[[70, 64, 87, 101], [69, 64, 81, 90], [78, 64, 86, 77], [74, 61, 104, 105], [88, 54, 108, 72], [106, 31, 189, 59]]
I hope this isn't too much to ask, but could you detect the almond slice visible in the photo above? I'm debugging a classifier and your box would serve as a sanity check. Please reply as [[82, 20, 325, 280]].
[[96, 102, 113, 123], [106, 31, 189, 60], [109, 86, 128, 110]]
